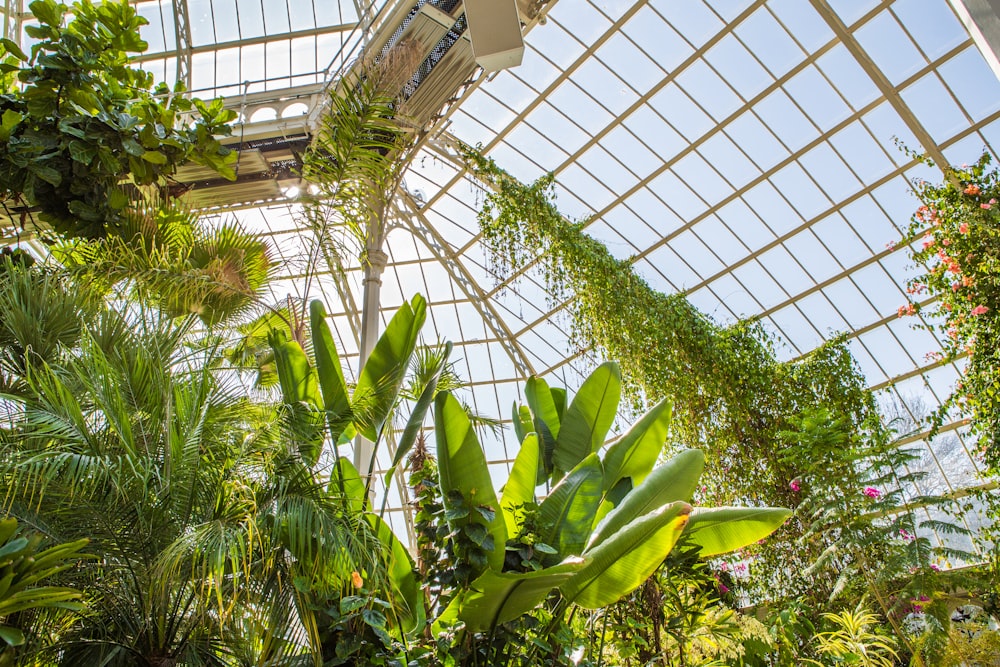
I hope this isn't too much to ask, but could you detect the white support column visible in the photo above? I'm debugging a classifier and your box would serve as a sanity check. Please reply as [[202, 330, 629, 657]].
[[353, 244, 389, 476], [3, 0, 22, 45], [948, 0, 1000, 81], [172, 0, 193, 90]]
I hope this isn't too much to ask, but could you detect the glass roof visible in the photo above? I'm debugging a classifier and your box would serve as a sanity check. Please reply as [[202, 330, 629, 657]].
[[4, 0, 999, 542]]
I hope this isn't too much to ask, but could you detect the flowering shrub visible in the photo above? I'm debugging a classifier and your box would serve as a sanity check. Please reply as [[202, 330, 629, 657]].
[[902, 153, 1000, 471]]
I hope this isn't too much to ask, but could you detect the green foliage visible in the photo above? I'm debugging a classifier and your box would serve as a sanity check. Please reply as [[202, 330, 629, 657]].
[[268, 294, 443, 654], [428, 362, 789, 664], [0, 517, 88, 652], [0, 0, 236, 239], [805, 605, 899, 667], [599, 548, 771, 666], [462, 149, 890, 610], [901, 152, 1000, 471], [298, 68, 416, 268], [56, 197, 274, 326]]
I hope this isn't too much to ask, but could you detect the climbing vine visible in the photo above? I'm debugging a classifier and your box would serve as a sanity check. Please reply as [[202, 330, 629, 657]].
[[462, 147, 907, 605], [901, 152, 1000, 472]]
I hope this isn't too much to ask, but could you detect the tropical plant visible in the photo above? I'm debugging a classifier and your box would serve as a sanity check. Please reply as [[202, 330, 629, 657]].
[[0, 260, 386, 665], [55, 196, 273, 326], [0, 517, 88, 658], [900, 151, 1000, 472], [0, 0, 237, 240], [462, 148, 894, 612], [267, 294, 450, 661], [805, 605, 899, 667], [429, 361, 790, 664]]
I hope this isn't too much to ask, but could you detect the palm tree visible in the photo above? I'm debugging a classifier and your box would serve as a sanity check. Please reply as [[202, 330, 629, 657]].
[[0, 262, 383, 665]]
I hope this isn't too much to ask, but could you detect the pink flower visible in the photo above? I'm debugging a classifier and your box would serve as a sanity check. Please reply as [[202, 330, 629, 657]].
[[863, 486, 881, 499], [789, 479, 801, 492], [959, 222, 970, 234], [922, 236, 934, 249], [897, 303, 916, 317], [980, 203, 991, 210], [900, 528, 915, 542], [971, 305, 989, 316], [930, 564, 940, 571]]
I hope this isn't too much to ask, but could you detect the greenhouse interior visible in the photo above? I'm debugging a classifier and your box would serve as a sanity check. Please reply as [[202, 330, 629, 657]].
[[1, 0, 1000, 663]]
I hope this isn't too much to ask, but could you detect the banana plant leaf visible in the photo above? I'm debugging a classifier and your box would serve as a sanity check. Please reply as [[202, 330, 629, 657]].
[[434, 558, 584, 634], [553, 362, 620, 475], [270, 334, 324, 466], [310, 300, 351, 439], [537, 453, 603, 561], [270, 334, 321, 410], [511, 402, 533, 444], [435, 391, 507, 571], [550, 386, 567, 422], [561, 501, 691, 609], [681, 507, 791, 557], [329, 456, 369, 514], [366, 513, 425, 634], [353, 294, 426, 442], [601, 397, 672, 493], [525, 376, 561, 441], [587, 449, 703, 550], [500, 432, 540, 536], [389, 341, 451, 478]]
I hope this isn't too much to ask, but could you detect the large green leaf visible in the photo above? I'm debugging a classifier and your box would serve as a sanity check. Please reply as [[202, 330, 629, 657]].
[[271, 335, 321, 409], [434, 559, 583, 633], [561, 501, 691, 609], [587, 449, 703, 549], [329, 457, 369, 515], [602, 397, 672, 492], [310, 300, 351, 438], [511, 402, 533, 444], [270, 334, 324, 465], [554, 362, 621, 474], [353, 294, 426, 441], [366, 513, 425, 634], [435, 391, 507, 571], [500, 433, 540, 536], [682, 507, 791, 557], [391, 341, 451, 473], [525, 376, 560, 441], [537, 453, 603, 560]]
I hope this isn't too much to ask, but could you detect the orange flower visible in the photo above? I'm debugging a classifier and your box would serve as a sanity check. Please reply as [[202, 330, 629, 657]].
[[964, 184, 981, 195], [351, 571, 364, 589], [959, 222, 969, 234]]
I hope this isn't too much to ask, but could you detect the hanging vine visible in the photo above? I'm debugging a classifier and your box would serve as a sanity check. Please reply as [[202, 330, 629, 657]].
[[462, 146, 911, 605], [900, 152, 1000, 472]]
